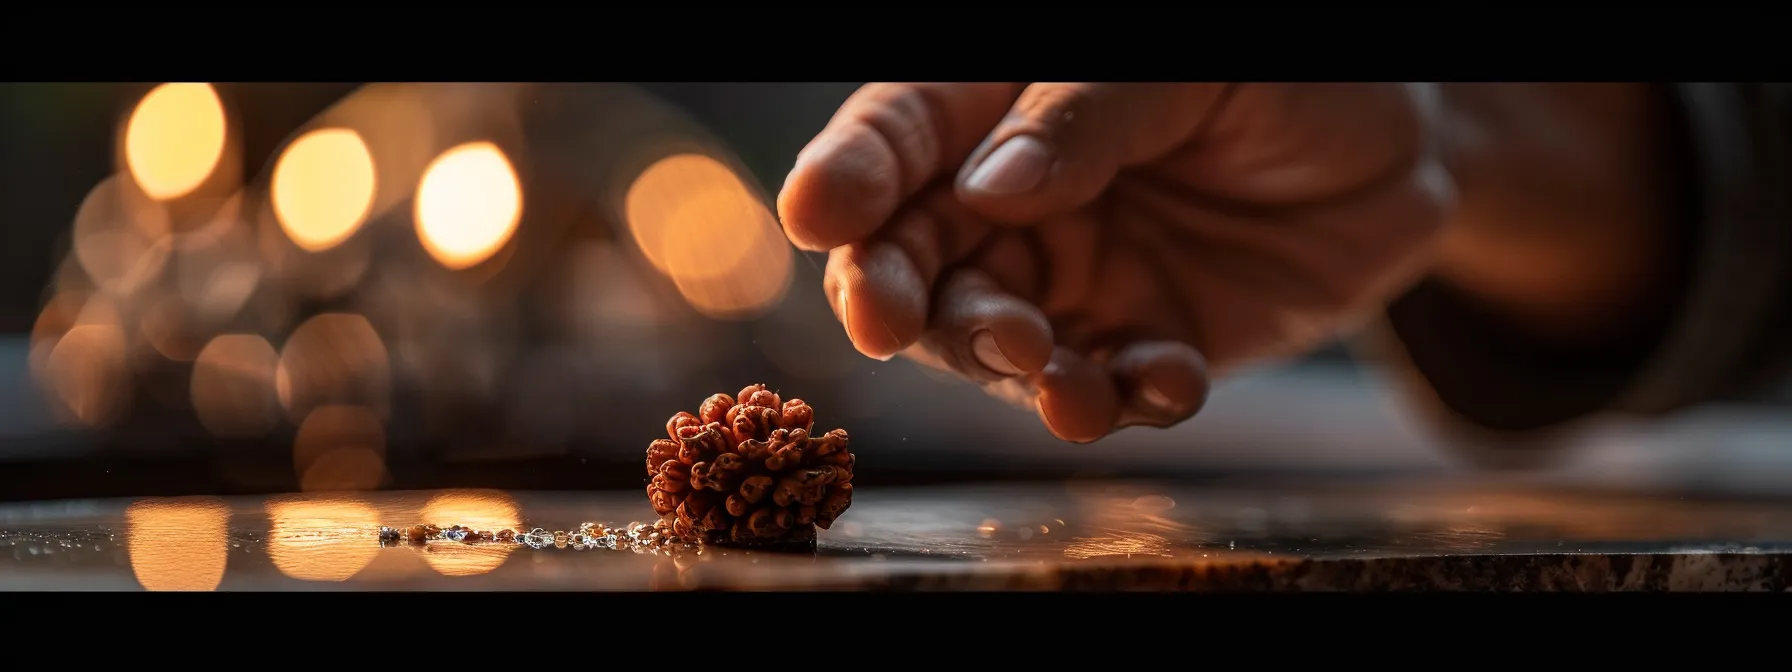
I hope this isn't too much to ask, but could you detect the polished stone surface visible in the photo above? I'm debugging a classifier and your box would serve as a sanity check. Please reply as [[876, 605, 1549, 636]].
[[4, 480, 1792, 591]]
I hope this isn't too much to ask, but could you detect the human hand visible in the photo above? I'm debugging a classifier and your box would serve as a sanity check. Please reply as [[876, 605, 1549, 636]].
[[777, 83, 1453, 442]]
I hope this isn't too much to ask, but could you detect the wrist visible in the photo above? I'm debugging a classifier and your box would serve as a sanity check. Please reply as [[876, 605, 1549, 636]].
[[1428, 83, 1690, 348]]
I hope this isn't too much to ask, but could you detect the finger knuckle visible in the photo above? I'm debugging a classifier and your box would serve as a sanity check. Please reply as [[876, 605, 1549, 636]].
[[1012, 83, 1098, 128], [854, 84, 948, 193]]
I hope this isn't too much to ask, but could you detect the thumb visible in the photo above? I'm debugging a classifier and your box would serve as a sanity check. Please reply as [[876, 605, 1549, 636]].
[[954, 83, 1236, 224]]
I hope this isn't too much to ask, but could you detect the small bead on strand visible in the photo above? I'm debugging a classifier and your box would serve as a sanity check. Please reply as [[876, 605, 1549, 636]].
[[377, 519, 689, 552]]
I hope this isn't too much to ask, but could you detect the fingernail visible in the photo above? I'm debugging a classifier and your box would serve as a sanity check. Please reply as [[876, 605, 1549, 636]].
[[971, 330, 1023, 376], [963, 135, 1052, 195], [1140, 384, 1179, 413]]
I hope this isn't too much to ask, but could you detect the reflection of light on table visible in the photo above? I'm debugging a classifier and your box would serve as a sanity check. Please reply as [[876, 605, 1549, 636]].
[[419, 490, 522, 576], [266, 496, 380, 582], [1060, 492, 1186, 560], [125, 498, 230, 591], [124, 83, 226, 201], [353, 543, 433, 582]]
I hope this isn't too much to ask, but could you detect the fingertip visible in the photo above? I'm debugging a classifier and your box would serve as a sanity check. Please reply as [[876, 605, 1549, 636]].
[[777, 127, 902, 252], [988, 309, 1054, 374], [830, 243, 929, 361], [1110, 341, 1211, 428], [1033, 348, 1120, 443], [775, 166, 827, 253]]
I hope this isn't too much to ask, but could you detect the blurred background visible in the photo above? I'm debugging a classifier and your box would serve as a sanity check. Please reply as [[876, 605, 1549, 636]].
[[2, 82, 1789, 505]]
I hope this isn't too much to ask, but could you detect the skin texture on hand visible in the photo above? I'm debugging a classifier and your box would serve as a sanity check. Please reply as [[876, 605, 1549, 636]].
[[778, 83, 1455, 443]]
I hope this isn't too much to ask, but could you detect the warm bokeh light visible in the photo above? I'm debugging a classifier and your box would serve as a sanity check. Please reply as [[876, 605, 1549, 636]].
[[669, 227, 793, 319], [44, 323, 130, 427], [173, 215, 264, 324], [625, 154, 753, 274], [29, 291, 91, 381], [418, 490, 521, 576], [168, 190, 245, 249], [414, 141, 522, 270], [252, 203, 373, 302], [124, 83, 227, 201], [292, 405, 388, 492], [271, 128, 377, 252], [72, 175, 172, 297], [623, 153, 792, 318], [276, 313, 392, 422], [139, 294, 203, 362], [300, 84, 441, 223], [125, 497, 230, 591], [190, 334, 281, 438], [266, 496, 381, 582]]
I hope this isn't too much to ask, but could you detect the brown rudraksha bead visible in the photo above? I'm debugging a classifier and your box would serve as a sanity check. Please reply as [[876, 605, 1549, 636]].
[[646, 384, 855, 548]]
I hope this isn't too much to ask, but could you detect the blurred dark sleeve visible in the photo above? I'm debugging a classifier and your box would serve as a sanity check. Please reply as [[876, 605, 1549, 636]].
[[1357, 83, 1792, 461]]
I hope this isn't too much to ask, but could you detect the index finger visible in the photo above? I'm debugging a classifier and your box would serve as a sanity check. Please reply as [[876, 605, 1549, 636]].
[[776, 83, 1020, 252]]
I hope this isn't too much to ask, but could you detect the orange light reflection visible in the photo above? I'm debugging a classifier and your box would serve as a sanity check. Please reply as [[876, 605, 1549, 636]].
[[266, 496, 381, 582], [418, 490, 522, 577], [125, 498, 231, 591]]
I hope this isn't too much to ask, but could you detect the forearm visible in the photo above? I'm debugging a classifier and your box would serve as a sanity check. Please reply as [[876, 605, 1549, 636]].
[[1430, 83, 1691, 349], [1368, 83, 1792, 441]]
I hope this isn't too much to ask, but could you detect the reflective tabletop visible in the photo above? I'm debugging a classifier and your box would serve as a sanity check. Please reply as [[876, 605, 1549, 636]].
[[5, 480, 1792, 591]]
